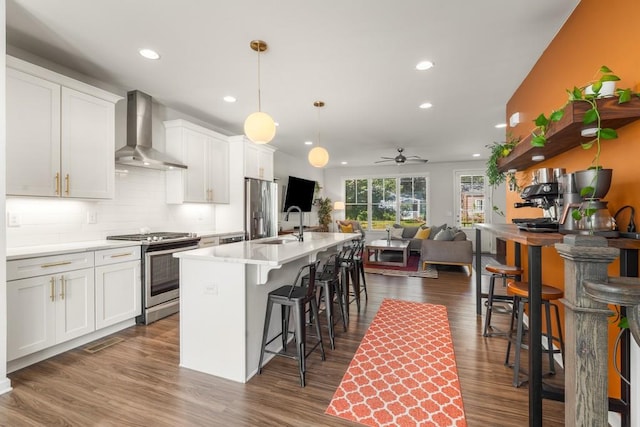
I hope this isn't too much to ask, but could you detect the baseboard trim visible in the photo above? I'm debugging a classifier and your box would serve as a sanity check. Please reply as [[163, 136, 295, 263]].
[[0, 378, 13, 395]]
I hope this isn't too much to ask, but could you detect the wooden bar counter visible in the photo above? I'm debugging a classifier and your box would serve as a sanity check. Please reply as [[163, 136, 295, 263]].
[[474, 223, 640, 427]]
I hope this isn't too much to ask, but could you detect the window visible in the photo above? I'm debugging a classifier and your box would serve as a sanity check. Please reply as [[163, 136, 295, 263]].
[[344, 175, 428, 230], [457, 173, 486, 228]]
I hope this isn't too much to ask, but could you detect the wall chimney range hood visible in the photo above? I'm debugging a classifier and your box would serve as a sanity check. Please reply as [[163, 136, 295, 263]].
[[115, 90, 187, 170]]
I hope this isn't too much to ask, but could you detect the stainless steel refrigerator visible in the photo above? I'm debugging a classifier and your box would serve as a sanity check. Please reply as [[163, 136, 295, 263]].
[[245, 178, 278, 240]]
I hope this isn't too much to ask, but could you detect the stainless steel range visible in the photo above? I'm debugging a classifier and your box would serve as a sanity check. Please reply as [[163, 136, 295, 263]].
[[107, 232, 200, 324]]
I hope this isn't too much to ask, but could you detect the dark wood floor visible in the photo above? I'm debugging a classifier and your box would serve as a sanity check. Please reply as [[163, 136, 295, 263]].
[[0, 267, 565, 426]]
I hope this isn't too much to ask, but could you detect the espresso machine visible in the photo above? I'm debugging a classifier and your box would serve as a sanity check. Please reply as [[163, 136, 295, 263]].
[[558, 169, 619, 237], [513, 181, 561, 232]]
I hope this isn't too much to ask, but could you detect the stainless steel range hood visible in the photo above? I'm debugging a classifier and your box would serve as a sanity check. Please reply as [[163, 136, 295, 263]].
[[115, 90, 187, 170]]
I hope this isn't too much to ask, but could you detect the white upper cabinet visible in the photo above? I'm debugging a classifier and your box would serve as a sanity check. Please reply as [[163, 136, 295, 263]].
[[244, 140, 275, 181], [61, 87, 116, 198], [6, 56, 121, 199], [164, 119, 230, 204], [6, 68, 61, 197]]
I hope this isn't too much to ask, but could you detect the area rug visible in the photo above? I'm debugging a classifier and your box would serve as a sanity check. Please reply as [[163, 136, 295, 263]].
[[364, 255, 439, 279], [472, 254, 498, 276], [325, 299, 466, 426], [365, 266, 438, 279]]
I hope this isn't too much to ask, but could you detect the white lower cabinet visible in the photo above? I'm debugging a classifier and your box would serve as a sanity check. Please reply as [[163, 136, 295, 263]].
[[7, 267, 95, 361], [95, 247, 141, 329], [6, 245, 141, 363]]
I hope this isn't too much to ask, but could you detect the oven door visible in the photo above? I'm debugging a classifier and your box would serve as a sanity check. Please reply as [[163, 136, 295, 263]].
[[144, 243, 199, 308]]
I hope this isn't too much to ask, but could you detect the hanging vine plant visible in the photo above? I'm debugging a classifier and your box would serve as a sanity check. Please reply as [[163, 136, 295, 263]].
[[486, 134, 520, 188]]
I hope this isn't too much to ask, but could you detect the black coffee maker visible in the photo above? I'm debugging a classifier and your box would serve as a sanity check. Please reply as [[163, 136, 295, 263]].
[[558, 169, 618, 237]]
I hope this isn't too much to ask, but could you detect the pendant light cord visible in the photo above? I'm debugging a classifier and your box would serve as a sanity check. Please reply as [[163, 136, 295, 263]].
[[317, 105, 321, 145], [256, 48, 262, 112]]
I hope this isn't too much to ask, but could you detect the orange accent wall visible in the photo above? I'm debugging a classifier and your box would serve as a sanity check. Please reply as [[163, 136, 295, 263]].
[[506, 0, 640, 398]]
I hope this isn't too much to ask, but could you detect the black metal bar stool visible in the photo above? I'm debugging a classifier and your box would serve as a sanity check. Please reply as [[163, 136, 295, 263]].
[[352, 239, 368, 303], [338, 244, 359, 322], [302, 253, 346, 349], [483, 264, 523, 337], [504, 280, 565, 388], [258, 262, 326, 387]]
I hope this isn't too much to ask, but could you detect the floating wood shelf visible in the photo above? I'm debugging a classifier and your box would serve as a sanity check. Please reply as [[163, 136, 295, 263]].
[[497, 96, 640, 172]]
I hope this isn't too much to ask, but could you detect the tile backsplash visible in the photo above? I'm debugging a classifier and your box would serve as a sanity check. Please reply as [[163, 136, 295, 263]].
[[6, 167, 216, 247]]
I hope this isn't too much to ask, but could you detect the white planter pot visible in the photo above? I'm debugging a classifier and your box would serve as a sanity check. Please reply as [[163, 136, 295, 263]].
[[585, 81, 616, 97]]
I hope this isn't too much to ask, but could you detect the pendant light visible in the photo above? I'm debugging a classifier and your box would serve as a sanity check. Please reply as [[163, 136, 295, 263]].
[[308, 101, 329, 168], [244, 40, 276, 144]]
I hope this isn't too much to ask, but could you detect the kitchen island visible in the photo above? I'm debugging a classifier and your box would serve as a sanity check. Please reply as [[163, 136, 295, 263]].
[[174, 232, 359, 382]]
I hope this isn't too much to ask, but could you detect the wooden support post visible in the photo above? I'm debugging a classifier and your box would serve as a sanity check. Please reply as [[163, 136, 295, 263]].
[[555, 235, 619, 427]]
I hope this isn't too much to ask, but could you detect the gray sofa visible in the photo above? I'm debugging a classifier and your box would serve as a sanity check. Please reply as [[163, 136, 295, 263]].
[[390, 223, 448, 253], [419, 238, 473, 275]]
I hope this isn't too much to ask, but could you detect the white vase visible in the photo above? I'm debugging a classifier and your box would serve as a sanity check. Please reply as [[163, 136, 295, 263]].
[[585, 81, 616, 97]]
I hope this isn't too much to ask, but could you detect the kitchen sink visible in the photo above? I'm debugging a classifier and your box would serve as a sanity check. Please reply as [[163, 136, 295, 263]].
[[259, 238, 299, 245]]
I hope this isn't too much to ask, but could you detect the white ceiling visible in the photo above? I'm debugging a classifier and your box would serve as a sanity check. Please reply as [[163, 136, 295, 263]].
[[5, 0, 579, 168]]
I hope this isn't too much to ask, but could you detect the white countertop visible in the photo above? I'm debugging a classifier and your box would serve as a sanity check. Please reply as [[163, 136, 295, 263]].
[[193, 230, 244, 238], [175, 232, 359, 266], [7, 240, 142, 261]]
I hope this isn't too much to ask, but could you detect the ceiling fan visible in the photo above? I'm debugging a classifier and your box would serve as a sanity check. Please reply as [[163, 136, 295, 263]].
[[375, 148, 428, 165]]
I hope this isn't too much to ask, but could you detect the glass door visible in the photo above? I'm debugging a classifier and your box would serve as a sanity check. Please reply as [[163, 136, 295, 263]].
[[454, 170, 491, 253]]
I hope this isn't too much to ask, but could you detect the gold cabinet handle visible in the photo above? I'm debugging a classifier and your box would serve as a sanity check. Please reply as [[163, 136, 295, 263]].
[[50, 277, 55, 302], [65, 174, 70, 196], [59, 276, 65, 300], [110, 252, 133, 258], [41, 261, 72, 268], [55, 172, 60, 195]]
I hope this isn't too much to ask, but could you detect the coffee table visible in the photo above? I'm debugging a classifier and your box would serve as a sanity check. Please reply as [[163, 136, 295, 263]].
[[365, 239, 410, 267]]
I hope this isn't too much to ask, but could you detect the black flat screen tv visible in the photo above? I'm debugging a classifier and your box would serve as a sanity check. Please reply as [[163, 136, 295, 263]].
[[283, 176, 316, 212]]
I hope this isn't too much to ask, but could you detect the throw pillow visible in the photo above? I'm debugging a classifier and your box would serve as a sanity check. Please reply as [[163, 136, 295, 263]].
[[452, 231, 467, 241], [428, 223, 447, 239], [434, 228, 455, 241], [402, 226, 419, 238], [339, 223, 354, 233], [390, 227, 404, 239], [414, 227, 431, 239]]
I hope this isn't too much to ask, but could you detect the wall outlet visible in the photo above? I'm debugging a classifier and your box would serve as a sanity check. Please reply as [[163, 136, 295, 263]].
[[87, 211, 98, 224], [7, 212, 20, 227]]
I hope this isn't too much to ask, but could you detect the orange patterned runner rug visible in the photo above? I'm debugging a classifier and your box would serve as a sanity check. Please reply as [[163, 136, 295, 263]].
[[325, 298, 466, 426]]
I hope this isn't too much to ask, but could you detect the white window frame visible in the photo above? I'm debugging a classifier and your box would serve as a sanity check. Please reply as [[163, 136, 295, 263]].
[[341, 172, 430, 230]]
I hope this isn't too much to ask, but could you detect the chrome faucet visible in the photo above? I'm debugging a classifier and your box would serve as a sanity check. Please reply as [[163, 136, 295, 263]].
[[285, 205, 304, 241]]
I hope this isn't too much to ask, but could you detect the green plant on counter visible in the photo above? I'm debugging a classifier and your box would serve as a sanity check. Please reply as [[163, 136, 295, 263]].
[[486, 134, 520, 188], [315, 197, 333, 232]]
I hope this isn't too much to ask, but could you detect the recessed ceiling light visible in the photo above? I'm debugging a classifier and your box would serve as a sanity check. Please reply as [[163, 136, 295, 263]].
[[495, 123, 507, 129], [416, 61, 434, 71], [139, 48, 160, 60], [419, 102, 433, 109], [472, 153, 480, 157], [223, 96, 236, 103], [304, 141, 313, 145], [341, 161, 348, 165]]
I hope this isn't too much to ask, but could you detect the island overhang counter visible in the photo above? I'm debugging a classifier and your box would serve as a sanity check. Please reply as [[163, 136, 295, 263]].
[[174, 232, 359, 383]]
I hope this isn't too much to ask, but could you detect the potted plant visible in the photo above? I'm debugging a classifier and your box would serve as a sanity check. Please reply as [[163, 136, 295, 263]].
[[315, 197, 333, 232], [530, 66, 637, 224], [486, 134, 521, 188], [531, 66, 635, 168]]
